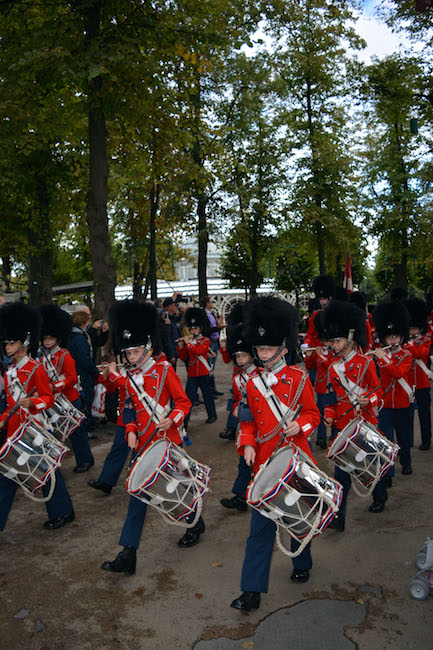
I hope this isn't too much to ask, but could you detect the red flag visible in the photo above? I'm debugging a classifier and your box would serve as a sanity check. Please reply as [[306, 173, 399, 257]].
[[343, 252, 353, 293]]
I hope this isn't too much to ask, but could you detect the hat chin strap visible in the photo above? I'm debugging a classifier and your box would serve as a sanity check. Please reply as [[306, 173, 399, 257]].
[[5, 334, 31, 360], [254, 340, 287, 367], [121, 337, 153, 369]]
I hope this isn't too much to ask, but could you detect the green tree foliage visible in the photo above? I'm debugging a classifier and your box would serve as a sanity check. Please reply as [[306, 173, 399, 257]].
[[361, 54, 430, 289], [265, 0, 366, 273]]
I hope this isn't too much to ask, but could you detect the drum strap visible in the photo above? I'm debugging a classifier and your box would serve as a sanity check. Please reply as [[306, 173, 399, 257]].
[[252, 371, 307, 443], [129, 363, 170, 437], [415, 359, 433, 380], [334, 359, 369, 404]]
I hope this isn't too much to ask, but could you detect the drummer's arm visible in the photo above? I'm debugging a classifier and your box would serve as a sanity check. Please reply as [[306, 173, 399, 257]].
[[293, 377, 321, 437], [125, 422, 138, 449], [237, 420, 257, 466], [54, 352, 78, 393], [27, 367, 55, 413]]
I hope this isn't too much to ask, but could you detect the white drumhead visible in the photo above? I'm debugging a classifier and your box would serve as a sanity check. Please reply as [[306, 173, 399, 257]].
[[129, 439, 168, 491], [327, 419, 359, 456], [249, 447, 296, 502]]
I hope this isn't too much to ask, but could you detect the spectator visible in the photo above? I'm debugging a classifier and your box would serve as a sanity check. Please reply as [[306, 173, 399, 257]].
[[161, 298, 179, 367], [201, 295, 224, 396]]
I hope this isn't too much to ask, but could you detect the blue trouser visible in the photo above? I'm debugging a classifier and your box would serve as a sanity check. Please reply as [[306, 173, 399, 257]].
[[411, 388, 431, 447], [119, 494, 148, 549], [316, 392, 338, 441], [334, 466, 387, 517], [379, 407, 412, 474], [241, 508, 312, 593], [225, 391, 238, 430], [0, 469, 73, 531], [232, 456, 252, 499], [99, 425, 130, 486], [184, 376, 216, 424], [70, 398, 94, 466]]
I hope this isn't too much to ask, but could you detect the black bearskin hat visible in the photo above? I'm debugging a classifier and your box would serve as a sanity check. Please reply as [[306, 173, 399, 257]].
[[226, 302, 253, 358], [0, 301, 42, 354], [185, 307, 208, 334], [312, 275, 336, 299], [313, 311, 326, 341], [373, 301, 409, 342], [319, 300, 367, 348], [109, 299, 157, 355], [335, 286, 349, 302], [39, 304, 73, 348], [403, 298, 428, 332], [244, 296, 298, 350], [390, 286, 408, 302], [349, 291, 367, 311]]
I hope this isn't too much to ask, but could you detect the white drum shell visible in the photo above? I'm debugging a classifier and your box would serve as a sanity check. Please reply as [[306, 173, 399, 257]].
[[247, 446, 342, 540], [127, 439, 211, 523], [327, 418, 399, 487], [0, 418, 68, 493], [46, 394, 85, 442]]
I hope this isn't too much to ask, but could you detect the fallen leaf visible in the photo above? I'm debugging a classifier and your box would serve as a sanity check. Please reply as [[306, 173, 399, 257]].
[[133, 587, 145, 595], [242, 642, 255, 649], [195, 593, 203, 599], [210, 562, 223, 568], [312, 586, 318, 592], [356, 598, 364, 604]]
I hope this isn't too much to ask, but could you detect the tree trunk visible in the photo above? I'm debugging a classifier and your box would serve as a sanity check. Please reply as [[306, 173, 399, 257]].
[[191, 73, 208, 301], [28, 174, 53, 305], [148, 181, 159, 300], [2, 256, 12, 291], [84, 1, 116, 319]]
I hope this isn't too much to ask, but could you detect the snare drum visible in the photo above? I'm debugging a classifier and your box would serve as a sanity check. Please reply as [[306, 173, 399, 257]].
[[326, 418, 399, 492], [127, 438, 211, 527], [46, 394, 85, 442], [0, 417, 68, 495], [247, 445, 342, 542]]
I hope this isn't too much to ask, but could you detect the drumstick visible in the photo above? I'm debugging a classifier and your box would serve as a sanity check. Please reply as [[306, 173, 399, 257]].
[[269, 404, 303, 461], [332, 386, 381, 425], [0, 388, 37, 429]]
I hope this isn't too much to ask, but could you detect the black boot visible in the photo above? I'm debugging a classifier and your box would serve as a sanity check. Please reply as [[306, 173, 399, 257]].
[[328, 513, 345, 531], [178, 517, 205, 547], [220, 495, 248, 512], [101, 547, 136, 574], [231, 591, 260, 611], [219, 428, 236, 440], [88, 479, 112, 495]]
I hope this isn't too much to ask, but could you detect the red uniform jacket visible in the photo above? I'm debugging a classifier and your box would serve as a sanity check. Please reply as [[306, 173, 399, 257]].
[[404, 336, 432, 390], [124, 359, 191, 453], [325, 351, 382, 431], [42, 347, 80, 403], [237, 364, 320, 473], [304, 348, 335, 395], [101, 369, 128, 427], [0, 356, 54, 434], [376, 347, 413, 409], [305, 309, 322, 348], [177, 335, 211, 377]]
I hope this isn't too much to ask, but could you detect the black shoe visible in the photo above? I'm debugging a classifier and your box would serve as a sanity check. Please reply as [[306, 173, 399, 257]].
[[231, 591, 260, 611], [419, 443, 431, 451], [402, 466, 413, 475], [328, 514, 345, 531], [43, 510, 75, 530], [384, 477, 393, 488], [290, 569, 310, 583], [178, 517, 205, 547], [206, 416, 217, 424], [316, 438, 326, 449], [219, 428, 236, 440], [369, 500, 386, 513], [101, 547, 136, 575], [213, 389, 224, 396], [73, 460, 95, 473], [220, 495, 248, 512], [88, 479, 112, 495]]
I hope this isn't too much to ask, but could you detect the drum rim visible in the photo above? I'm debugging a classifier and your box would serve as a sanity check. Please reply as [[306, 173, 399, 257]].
[[127, 438, 171, 493], [247, 447, 298, 506]]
